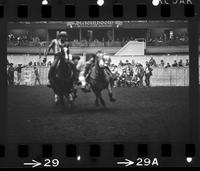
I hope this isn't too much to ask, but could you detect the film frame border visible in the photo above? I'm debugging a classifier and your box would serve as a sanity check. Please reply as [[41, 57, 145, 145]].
[[0, 1, 197, 20], [0, 0, 199, 168]]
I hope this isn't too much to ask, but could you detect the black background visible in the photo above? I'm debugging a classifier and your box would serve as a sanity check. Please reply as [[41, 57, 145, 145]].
[[0, 0, 199, 168]]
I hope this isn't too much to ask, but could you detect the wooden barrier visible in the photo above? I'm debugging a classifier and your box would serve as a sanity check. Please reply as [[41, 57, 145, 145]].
[[12, 66, 194, 87], [151, 67, 189, 86]]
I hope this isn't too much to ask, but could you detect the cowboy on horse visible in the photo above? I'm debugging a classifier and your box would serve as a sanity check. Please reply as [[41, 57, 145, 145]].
[[78, 50, 116, 102], [76, 54, 96, 92], [45, 31, 76, 88], [44, 31, 79, 106]]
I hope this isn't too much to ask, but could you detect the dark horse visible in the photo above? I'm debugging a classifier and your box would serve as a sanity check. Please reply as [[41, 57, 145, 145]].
[[87, 57, 116, 107], [51, 54, 75, 108]]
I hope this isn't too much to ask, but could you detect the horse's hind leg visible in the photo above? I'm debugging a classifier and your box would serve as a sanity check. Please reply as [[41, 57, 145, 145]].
[[67, 93, 74, 109], [59, 95, 65, 106], [93, 91, 100, 107], [55, 94, 59, 105], [100, 97, 106, 107], [107, 83, 116, 102], [99, 92, 106, 107], [95, 98, 99, 107]]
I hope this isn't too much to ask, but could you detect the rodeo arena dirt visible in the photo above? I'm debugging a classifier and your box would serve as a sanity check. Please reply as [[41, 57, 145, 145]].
[[6, 21, 199, 143]]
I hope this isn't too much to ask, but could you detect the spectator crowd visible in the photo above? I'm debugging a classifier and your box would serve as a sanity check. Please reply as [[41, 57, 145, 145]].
[[8, 33, 42, 47], [109, 57, 189, 88], [7, 60, 44, 86], [8, 31, 189, 48], [7, 56, 189, 87], [147, 32, 189, 46]]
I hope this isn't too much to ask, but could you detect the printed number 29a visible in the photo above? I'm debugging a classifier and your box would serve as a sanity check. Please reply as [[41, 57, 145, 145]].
[[44, 159, 59, 167]]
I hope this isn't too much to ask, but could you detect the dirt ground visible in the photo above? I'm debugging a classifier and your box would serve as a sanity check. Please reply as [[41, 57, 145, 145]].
[[7, 86, 190, 143]]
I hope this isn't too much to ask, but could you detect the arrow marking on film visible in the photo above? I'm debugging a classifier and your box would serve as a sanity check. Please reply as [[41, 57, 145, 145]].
[[117, 158, 134, 167], [24, 160, 42, 168]]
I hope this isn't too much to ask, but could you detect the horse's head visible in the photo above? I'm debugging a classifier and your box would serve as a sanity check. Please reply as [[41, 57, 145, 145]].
[[53, 55, 74, 96], [55, 55, 73, 80]]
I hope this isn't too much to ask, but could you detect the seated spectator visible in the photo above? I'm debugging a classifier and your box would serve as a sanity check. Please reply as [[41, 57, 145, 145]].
[[159, 60, 165, 67], [131, 60, 135, 67], [28, 61, 33, 66], [178, 59, 183, 67], [172, 60, 178, 67], [185, 59, 189, 66], [165, 63, 171, 68], [47, 61, 52, 66], [42, 57, 47, 66], [125, 60, 130, 65], [119, 60, 123, 67], [149, 57, 156, 66]]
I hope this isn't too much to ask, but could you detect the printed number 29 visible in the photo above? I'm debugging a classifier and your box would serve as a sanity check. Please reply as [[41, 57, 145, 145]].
[[44, 159, 59, 167]]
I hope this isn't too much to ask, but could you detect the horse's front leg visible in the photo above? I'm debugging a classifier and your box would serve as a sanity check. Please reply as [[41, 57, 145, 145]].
[[66, 93, 74, 109], [59, 94, 65, 105], [93, 90, 100, 107], [54, 92, 65, 106], [99, 92, 106, 107], [54, 94, 59, 105], [95, 97, 100, 107], [107, 82, 116, 102]]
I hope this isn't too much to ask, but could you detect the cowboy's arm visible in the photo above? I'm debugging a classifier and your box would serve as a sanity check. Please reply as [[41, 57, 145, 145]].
[[13, 66, 19, 71], [14, 65, 27, 71], [108, 56, 111, 66], [63, 47, 71, 60], [62, 43, 70, 59], [85, 57, 94, 67], [22, 64, 28, 69], [99, 58, 105, 68], [45, 40, 55, 56]]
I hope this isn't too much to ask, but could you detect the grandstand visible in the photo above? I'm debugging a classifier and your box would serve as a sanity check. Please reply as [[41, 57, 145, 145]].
[[7, 20, 189, 51], [7, 20, 198, 76]]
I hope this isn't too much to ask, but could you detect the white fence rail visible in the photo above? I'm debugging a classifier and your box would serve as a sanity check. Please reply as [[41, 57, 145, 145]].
[[151, 67, 190, 86], [13, 66, 195, 87]]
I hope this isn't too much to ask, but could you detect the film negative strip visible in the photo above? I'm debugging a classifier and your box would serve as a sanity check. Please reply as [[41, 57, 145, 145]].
[[0, 0, 199, 168]]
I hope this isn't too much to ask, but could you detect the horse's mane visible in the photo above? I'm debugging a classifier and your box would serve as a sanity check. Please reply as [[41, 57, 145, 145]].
[[55, 56, 73, 80]]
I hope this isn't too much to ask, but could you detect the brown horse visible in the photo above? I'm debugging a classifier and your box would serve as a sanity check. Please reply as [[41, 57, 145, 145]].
[[87, 56, 116, 107], [52, 55, 75, 108]]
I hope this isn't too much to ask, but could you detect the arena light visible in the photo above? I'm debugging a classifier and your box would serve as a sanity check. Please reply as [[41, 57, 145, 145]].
[[97, 0, 104, 6], [42, 0, 48, 5], [77, 155, 81, 161], [152, 0, 160, 6], [186, 157, 193, 163]]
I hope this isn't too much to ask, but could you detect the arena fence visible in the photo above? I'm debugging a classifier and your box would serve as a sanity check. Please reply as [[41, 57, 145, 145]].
[[150, 67, 189, 86], [11, 66, 194, 87]]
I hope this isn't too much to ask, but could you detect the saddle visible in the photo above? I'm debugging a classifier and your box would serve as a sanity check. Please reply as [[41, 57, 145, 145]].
[[103, 67, 114, 81], [85, 63, 94, 81], [85, 62, 113, 86]]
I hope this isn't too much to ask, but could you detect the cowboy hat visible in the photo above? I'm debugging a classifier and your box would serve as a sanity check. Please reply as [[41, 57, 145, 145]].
[[72, 55, 80, 61], [58, 31, 68, 37]]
